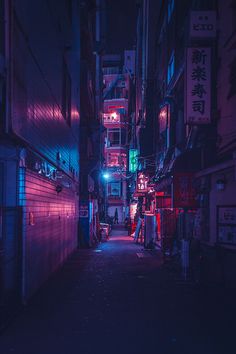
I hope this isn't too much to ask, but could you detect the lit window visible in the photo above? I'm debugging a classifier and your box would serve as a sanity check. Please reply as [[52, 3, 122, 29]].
[[107, 153, 126, 168], [167, 51, 175, 84], [107, 129, 120, 146], [167, 0, 174, 23], [107, 129, 126, 146]]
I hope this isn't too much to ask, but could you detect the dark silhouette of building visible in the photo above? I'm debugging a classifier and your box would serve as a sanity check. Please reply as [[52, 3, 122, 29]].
[[0, 0, 102, 328]]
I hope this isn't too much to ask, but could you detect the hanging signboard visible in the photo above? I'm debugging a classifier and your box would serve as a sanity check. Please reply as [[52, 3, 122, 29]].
[[190, 11, 216, 38], [185, 47, 211, 124], [129, 149, 138, 173], [173, 173, 197, 208], [136, 172, 149, 193]]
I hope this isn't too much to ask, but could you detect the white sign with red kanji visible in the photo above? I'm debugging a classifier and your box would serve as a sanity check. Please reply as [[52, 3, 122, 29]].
[[186, 47, 211, 124], [137, 173, 149, 192]]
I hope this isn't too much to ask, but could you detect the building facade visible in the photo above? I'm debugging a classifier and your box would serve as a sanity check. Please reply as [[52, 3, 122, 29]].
[[102, 51, 135, 223], [78, 0, 105, 247], [0, 0, 81, 326], [132, 0, 236, 283]]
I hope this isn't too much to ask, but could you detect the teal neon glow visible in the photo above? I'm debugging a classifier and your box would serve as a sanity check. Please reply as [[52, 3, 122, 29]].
[[129, 149, 138, 173]]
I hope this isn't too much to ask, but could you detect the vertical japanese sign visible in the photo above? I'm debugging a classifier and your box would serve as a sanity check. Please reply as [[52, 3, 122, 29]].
[[137, 173, 149, 193], [129, 149, 138, 173], [186, 48, 211, 124]]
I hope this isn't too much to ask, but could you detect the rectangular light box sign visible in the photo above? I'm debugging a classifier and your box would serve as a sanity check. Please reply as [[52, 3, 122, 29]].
[[129, 149, 138, 173]]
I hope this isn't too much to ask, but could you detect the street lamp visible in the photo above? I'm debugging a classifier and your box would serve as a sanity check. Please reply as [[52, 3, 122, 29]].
[[102, 172, 110, 180]]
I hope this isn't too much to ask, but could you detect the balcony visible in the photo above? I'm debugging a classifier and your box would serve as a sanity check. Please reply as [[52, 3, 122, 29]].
[[103, 112, 121, 124], [103, 98, 128, 115], [105, 128, 126, 147]]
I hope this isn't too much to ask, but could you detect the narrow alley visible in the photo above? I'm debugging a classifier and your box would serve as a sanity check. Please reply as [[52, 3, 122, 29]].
[[0, 226, 235, 354]]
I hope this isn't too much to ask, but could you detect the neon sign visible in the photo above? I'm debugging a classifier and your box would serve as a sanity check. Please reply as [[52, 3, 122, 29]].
[[129, 149, 138, 173]]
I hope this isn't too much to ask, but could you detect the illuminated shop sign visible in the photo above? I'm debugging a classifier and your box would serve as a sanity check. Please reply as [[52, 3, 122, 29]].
[[129, 149, 138, 173], [137, 173, 149, 192], [186, 47, 211, 124], [190, 11, 216, 38], [103, 112, 120, 123]]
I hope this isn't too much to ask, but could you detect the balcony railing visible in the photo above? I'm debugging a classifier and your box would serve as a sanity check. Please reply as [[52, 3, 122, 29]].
[[103, 112, 121, 124]]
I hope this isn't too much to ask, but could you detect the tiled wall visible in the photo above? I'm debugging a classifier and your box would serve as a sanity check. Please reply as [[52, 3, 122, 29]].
[[22, 170, 78, 300]]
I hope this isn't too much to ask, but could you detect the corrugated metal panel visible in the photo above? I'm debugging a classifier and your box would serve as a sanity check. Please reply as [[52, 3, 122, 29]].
[[22, 170, 78, 299]]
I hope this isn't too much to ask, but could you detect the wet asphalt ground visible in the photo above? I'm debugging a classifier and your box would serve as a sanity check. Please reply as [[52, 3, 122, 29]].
[[0, 226, 236, 354]]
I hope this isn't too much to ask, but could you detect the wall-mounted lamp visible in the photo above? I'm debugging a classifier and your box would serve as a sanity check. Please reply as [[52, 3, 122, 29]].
[[102, 172, 110, 180], [216, 178, 226, 191]]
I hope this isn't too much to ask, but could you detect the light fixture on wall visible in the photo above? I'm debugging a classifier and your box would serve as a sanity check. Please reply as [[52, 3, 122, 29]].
[[216, 177, 226, 191]]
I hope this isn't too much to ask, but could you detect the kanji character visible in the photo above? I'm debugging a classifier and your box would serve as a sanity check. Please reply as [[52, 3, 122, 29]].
[[191, 66, 206, 81], [192, 83, 206, 98], [192, 49, 207, 65], [192, 100, 205, 115]]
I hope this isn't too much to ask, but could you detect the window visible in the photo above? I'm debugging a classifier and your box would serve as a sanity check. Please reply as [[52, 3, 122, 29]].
[[107, 153, 127, 168], [107, 129, 120, 146], [107, 129, 126, 147], [62, 59, 71, 125], [102, 67, 120, 75], [107, 182, 121, 197], [167, 51, 175, 84], [167, 0, 175, 23]]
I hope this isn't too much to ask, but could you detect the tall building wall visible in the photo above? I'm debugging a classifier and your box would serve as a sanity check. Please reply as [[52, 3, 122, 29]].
[[10, 0, 80, 177], [0, 0, 81, 314]]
